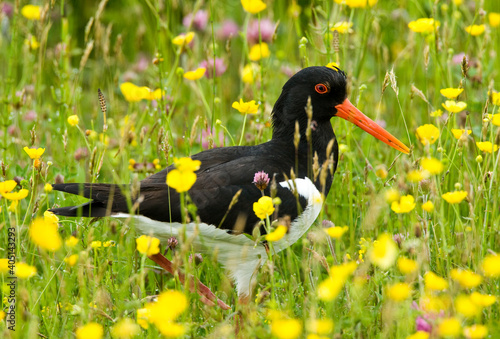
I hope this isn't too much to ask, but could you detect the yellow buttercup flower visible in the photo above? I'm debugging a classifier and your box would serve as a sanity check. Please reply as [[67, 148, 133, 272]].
[[369, 234, 398, 269], [481, 254, 500, 277], [391, 195, 416, 213], [325, 226, 348, 239], [0, 180, 17, 194], [23, 146, 45, 159], [384, 188, 400, 203], [173, 157, 201, 172], [465, 24, 485, 36], [91, 241, 102, 248], [249, 42, 270, 61], [172, 32, 195, 46], [24, 35, 39, 50], [137, 308, 151, 329], [166, 169, 196, 193], [470, 292, 497, 307], [65, 236, 79, 247], [420, 294, 452, 312], [306, 319, 334, 335], [421, 157, 444, 175], [166, 157, 201, 193], [67, 115, 79, 126], [422, 201, 434, 213], [463, 325, 488, 339], [64, 254, 79, 267], [407, 170, 428, 182], [120, 82, 150, 102], [76, 322, 103, 339], [491, 114, 500, 126], [397, 257, 418, 274], [232, 99, 259, 114], [424, 271, 448, 291], [318, 262, 357, 301], [442, 190, 467, 204], [1, 189, 29, 201], [15, 262, 37, 279], [406, 332, 429, 339], [147, 290, 187, 324], [43, 210, 59, 225], [242, 63, 256, 84], [375, 166, 388, 179], [21, 5, 41, 20], [44, 183, 53, 193], [136, 235, 161, 256], [416, 124, 440, 145], [440, 88, 463, 99], [489, 91, 500, 106], [271, 318, 302, 339], [489, 13, 500, 27], [451, 128, 472, 140], [476, 141, 499, 153], [183, 67, 206, 80], [241, 0, 267, 14], [103, 240, 115, 247], [386, 282, 411, 302], [0, 258, 8, 273], [253, 196, 275, 219], [143, 88, 164, 101], [265, 225, 287, 242], [430, 109, 443, 117], [29, 217, 62, 252], [111, 318, 141, 339], [442, 100, 467, 113], [438, 318, 461, 337], [456, 294, 481, 317], [333, 0, 377, 8], [156, 322, 185, 337], [330, 21, 353, 34], [408, 18, 440, 33], [450, 269, 482, 288]]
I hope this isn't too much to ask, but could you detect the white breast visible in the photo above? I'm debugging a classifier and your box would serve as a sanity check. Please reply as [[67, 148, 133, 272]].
[[113, 177, 323, 296]]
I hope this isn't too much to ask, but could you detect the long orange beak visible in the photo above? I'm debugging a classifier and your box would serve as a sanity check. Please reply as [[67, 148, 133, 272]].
[[335, 99, 410, 154]]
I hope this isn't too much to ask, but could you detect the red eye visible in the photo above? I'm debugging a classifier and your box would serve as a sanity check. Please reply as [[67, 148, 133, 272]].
[[315, 84, 328, 94]]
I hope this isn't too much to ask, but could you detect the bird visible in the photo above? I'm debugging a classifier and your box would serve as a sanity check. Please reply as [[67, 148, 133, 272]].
[[49, 66, 409, 306]]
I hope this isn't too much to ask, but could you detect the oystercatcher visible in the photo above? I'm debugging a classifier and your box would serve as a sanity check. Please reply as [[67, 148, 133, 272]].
[[50, 66, 409, 306]]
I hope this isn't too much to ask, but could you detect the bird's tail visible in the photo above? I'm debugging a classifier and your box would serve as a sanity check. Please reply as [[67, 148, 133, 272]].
[[49, 183, 130, 217]]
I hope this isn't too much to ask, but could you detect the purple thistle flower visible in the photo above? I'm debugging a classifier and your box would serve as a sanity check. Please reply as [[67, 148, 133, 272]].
[[2, 2, 13, 17], [183, 10, 209, 31], [23, 110, 37, 122], [247, 19, 275, 44], [253, 171, 270, 190], [199, 58, 227, 78], [74, 147, 89, 161], [217, 20, 239, 40], [415, 316, 432, 333], [200, 127, 224, 149], [452, 52, 467, 65], [322, 220, 335, 228]]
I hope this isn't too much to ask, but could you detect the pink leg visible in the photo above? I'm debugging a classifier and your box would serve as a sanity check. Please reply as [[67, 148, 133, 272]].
[[148, 253, 231, 310]]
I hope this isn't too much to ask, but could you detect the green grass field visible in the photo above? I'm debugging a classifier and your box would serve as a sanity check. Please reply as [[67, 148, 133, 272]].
[[1, 0, 500, 338]]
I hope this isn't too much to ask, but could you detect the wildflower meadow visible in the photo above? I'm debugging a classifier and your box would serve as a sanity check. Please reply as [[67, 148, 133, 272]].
[[1, 0, 500, 338]]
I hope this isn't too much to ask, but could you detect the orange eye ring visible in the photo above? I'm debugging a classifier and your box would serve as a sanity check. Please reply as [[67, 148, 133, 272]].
[[315, 84, 328, 94]]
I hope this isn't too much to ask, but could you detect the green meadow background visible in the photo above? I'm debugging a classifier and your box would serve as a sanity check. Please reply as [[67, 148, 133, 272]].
[[1, 0, 500, 338]]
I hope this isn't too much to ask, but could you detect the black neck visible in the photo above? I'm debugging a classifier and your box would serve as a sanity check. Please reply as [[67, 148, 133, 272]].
[[271, 115, 338, 195]]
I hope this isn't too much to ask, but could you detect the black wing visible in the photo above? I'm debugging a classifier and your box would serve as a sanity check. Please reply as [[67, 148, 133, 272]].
[[50, 143, 307, 235]]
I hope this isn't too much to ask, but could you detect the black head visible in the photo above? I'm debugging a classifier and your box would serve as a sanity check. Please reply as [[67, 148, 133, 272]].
[[272, 66, 348, 139]]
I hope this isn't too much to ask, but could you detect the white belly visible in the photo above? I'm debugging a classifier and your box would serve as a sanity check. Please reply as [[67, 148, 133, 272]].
[[113, 177, 323, 296]]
